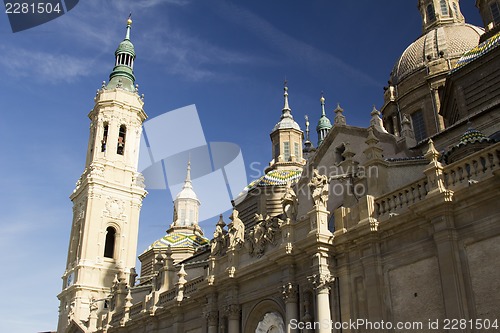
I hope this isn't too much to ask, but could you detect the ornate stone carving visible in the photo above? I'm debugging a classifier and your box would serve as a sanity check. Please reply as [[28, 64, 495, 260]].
[[281, 182, 298, 223], [132, 173, 145, 188], [308, 274, 334, 292], [88, 163, 105, 179], [224, 304, 240, 320], [281, 283, 298, 303], [104, 197, 125, 220], [204, 311, 218, 326], [308, 169, 330, 209], [67, 301, 75, 326], [256, 312, 285, 333], [245, 214, 283, 257], [228, 209, 245, 249]]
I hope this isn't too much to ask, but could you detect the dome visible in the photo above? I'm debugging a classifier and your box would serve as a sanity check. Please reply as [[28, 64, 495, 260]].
[[244, 169, 302, 191], [316, 115, 332, 131], [272, 115, 301, 132], [148, 232, 209, 250], [176, 186, 199, 201], [115, 39, 135, 57], [443, 127, 495, 164], [391, 24, 483, 83]]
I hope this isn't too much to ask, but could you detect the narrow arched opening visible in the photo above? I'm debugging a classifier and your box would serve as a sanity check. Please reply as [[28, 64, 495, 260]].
[[101, 122, 109, 152], [104, 226, 116, 258], [117, 125, 126, 155], [427, 4, 436, 23]]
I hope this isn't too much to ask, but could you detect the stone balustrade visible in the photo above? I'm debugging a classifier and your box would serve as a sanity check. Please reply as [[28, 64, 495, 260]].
[[109, 310, 123, 327], [184, 276, 204, 296], [129, 302, 143, 319], [374, 143, 499, 220], [443, 143, 500, 189], [375, 178, 429, 219], [158, 288, 177, 305]]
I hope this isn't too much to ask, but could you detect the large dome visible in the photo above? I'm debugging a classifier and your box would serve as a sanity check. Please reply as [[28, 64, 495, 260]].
[[391, 24, 483, 83]]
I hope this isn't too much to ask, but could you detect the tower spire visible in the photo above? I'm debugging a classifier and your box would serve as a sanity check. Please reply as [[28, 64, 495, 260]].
[[183, 160, 192, 188], [269, 82, 304, 171], [107, 16, 137, 92], [305, 115, 311, 142], [125, 13, 132, 40], [320, 91, 326, 116], [283, 80, 291, 111], [316, 92, 332, 146]]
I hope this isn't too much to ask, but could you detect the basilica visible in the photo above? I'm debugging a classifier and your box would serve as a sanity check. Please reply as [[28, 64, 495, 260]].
[[57, 1, 500, 332]]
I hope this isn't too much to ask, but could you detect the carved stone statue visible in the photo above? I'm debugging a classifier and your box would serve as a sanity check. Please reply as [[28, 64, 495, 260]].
[[67, 301, 75, 325], [211, 215, 227, 256], [245, 214, 282, 257], [308, 169, 329, 209], [228, 208, 245, 249], [281, 182, 298, 223]]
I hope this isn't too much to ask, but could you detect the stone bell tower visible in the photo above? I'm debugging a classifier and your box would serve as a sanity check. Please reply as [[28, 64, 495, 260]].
[[57, 16, 147, 333], [268, 82, 305, 172]]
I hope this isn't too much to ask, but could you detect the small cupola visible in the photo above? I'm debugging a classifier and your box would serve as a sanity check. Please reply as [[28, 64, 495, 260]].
[[316, 93, 332, 146], [107, 15, 137, 92]]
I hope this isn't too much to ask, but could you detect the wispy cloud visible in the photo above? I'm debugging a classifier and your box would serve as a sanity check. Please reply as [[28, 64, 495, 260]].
[[0, 45, 101, 83], [140, 24, 268, 81], [213, 1, 380, 87], [132, 0, 191, 9]]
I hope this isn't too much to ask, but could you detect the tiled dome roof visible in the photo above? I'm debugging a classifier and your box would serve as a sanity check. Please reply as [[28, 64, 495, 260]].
[[443, 127, 495, 164], [148, 232, 209, 250], [457, 128, 491, 145], [454, 30, 500, 71], [391, 24, 483, 83], [243, 169, 303, 192], [115, 39, 135, 57], [272, 115, 301, 132]]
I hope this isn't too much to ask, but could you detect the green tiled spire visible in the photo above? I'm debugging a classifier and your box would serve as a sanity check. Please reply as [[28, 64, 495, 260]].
[[316, 93, 332, 146], [107, 15, 136, 92]]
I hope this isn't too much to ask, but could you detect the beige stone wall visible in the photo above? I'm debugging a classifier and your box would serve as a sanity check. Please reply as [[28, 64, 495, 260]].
[[388, 257, 446, 329], [465, 235, 500, 319]]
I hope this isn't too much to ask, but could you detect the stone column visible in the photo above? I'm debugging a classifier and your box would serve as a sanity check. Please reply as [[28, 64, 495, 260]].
[[226, 304, 240, 333], [206, 311, 218, 333], [205, 292, 219, 333], [309, 274, 334, 333], [432, 88, 445, 131], [282, 283, 299, 333]]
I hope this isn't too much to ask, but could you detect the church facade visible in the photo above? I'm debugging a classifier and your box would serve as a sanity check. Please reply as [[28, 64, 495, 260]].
[[57, 1, 500, 332]]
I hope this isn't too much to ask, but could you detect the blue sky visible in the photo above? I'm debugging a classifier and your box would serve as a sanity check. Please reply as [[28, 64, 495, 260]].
[[0, 1, 483, 332]]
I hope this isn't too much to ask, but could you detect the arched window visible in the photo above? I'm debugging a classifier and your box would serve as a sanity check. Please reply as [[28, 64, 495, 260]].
[[117, 125, 126, 155], [411, 111, 428, 142], [104, 227, 116, 258], [427, 4, 436, 23], [101, 123, 108, 152], [294, 142, 300, 159], [453, 2, 459, 19], [440, 0, 449, 16], [491, 2, 500, 25], [283, 141, 290, 161]]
